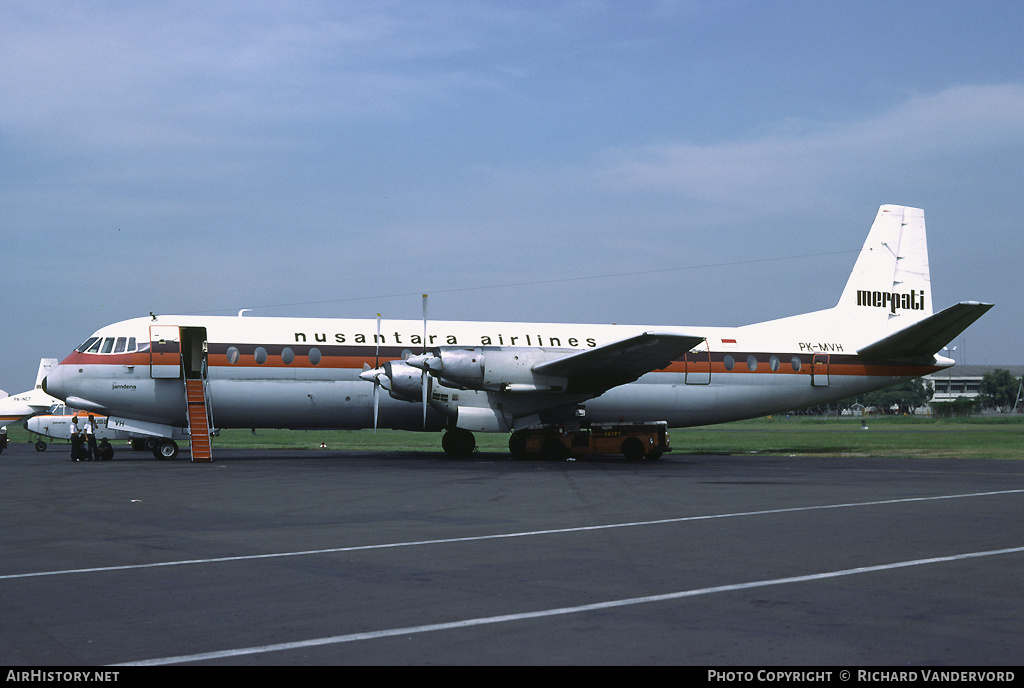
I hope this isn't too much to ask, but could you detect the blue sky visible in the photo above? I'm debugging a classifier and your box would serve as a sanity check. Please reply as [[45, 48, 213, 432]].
[[2, 1, 1022, 392]]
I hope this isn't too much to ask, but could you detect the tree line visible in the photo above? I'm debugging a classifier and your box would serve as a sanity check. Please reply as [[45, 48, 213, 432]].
[[790, 369, 1023, 417]]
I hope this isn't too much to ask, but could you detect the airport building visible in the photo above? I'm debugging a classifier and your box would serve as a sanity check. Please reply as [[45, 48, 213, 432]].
[[924, 364, 1024, 404]]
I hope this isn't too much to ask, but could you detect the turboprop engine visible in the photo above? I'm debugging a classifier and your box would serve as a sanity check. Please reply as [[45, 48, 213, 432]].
[[358, 360, 427, 400], [405, 346, 569, 393]]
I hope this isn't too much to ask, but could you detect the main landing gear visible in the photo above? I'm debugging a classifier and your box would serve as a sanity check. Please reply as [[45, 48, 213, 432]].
[[440, 421, 670, 461], [441, 427, 476, 458]]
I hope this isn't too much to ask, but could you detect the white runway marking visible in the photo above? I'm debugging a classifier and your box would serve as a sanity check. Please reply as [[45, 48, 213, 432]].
[[3, 489, 1022, 581], [115, 544, 1024, 666]]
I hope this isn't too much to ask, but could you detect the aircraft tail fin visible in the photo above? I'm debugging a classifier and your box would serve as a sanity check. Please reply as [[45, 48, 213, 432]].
[[35, 359, 58, 390], [836, 205, 932, 337]]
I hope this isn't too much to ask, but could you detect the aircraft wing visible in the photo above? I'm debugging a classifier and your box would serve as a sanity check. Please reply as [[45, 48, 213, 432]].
[[533, 332, 705, 394], [857, 301, 994, 362]]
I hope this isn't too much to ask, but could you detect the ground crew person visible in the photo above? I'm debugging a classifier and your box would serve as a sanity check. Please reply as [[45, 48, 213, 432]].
[[84, 415, 98, 461], [70, 417, 83, 461]]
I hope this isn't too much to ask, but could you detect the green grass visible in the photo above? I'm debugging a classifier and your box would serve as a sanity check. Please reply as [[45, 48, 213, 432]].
[[8, 416, 1024, 460], [674, 415, 1024, 460]]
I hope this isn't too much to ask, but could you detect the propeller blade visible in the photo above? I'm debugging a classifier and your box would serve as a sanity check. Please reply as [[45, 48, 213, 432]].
[[372, 383, 379, 434], [361, 363, 381, 433], [422, 294, 428, 429], [422, 294, 428, 350], [375, 313, 382, 368]]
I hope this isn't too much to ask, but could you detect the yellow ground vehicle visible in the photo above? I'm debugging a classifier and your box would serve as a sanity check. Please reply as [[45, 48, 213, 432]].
[[509, 421, 669, 460]]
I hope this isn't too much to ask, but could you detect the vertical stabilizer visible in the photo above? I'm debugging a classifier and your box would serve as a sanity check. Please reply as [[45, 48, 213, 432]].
[[836, 205, 932, 337], [35, 359, 58, 389]]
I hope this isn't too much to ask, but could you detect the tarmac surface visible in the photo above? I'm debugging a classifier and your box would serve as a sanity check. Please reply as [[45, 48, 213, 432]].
[[2, 439, 1023, 667]]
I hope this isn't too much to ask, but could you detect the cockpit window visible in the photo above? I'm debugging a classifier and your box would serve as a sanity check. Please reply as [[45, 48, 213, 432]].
[[77, 334, 140, 355], [77, 337, 99, 353]]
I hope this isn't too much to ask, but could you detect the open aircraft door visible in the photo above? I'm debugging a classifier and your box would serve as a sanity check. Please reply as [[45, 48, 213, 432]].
[[811, 353, 830, 387], [684, 338, 711, 385], [149, 325, 181, 379]]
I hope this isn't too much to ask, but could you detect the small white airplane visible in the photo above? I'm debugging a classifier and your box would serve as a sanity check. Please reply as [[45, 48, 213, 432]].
[[42, 205, 992, 461], [0, 359, 61, 424], [23, 404, 129, 458]]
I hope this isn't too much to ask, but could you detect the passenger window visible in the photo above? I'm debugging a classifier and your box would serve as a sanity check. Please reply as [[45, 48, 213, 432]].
[[791, 356, 802, 372], [723, 354, 735, 371], [309, 348, 322, 366], [282, 347, 295, 365], [226, 347, 240, 364], [770, 355, 780, 372], [254, 347, 268, 365], [746, 355, 758, 372]]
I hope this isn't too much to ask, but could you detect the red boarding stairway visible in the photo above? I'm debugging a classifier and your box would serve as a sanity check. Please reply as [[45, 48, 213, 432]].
[[184, 378, 213, 462]]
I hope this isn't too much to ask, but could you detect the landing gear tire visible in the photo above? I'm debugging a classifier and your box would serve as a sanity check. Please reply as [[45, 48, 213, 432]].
[[153, 439, 179, 461], [442, 428, 476, 458], [540, 437, 568, 461], [508, 431, 529, 460], [621, 437, 645, 461], [35, 440, 47, 452]]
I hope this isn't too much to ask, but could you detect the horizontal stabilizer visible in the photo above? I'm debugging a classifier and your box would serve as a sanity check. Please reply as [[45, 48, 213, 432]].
[[857, 302, 993, 361], [534, 332, 705, 394]]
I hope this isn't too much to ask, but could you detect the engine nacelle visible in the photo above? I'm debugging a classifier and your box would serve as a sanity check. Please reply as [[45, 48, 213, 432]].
[[382, 360, 431, 403], [408, 346, 569, 393]]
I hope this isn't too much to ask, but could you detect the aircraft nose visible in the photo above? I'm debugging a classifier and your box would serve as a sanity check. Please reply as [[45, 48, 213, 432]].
[[42, 365, 65, 400]]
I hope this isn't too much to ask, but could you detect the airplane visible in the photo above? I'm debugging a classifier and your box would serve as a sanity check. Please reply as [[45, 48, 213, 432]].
[[23, 403, 146, 457], [42, 205, 992, 461], [0, 359, 61, 424]]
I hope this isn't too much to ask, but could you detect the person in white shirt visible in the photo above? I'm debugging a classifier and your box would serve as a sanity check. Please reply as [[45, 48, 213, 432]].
[[84, 415, 98, 461], [70, 417, 84, 461]]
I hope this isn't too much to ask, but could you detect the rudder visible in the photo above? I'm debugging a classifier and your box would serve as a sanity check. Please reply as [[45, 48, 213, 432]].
[[836, 205, 932, 337]]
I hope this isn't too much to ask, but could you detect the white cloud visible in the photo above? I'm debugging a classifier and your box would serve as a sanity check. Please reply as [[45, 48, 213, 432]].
[[578, 84, 1024, 211]]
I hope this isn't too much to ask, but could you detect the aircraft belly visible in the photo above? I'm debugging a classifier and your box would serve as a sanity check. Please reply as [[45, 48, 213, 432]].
[[208, 376, 444, 431], [210, 379, 359, 429], [583, 372, 906, 427]]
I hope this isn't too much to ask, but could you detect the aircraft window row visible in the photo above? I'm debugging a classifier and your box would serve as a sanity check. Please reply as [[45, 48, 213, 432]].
[[77, 336, 139, 354], [722, 354, 803, 372], [225, 346, 322, 366]]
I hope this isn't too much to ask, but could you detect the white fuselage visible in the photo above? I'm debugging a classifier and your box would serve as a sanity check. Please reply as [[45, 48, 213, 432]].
[[42, 311, 941, 434]]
